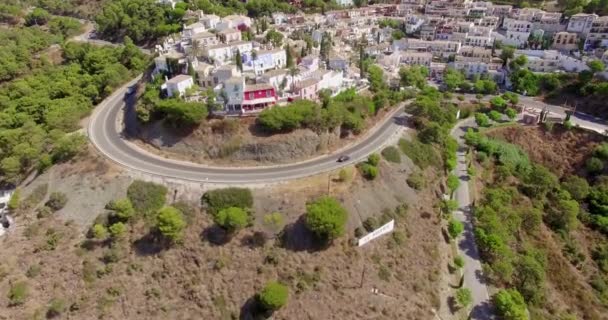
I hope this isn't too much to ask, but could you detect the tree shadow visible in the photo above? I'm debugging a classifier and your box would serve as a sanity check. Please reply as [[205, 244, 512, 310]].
[[239, 296, 272, 320], [132, 230, 169, 256], [278, 216, 330, 253], [447, 295, 459, 314], [470, 300, 494, 320], [201, 225, 231, 246], [80, 239, 110, 251]]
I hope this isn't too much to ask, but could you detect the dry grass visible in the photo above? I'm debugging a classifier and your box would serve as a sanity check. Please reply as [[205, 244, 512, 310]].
[[0, 143, 447, 320]]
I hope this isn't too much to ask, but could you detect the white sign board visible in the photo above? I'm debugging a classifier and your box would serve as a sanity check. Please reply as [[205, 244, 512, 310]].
[[358, 220, 395, 247]]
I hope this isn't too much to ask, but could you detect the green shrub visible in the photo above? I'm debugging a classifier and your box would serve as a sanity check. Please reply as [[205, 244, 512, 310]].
[[381, 146, 401, 163], [368, 153, 380, 166], [7, 189, 20, 210], [447, 174, 460, 193], [488, 110, 502, 122], [215, 207, 249, 232], [338, 168, 352, 182], [475, 112, 490, 127], [156, 206, 186, 242], [406, 171, 425, 190], [107, 198, 135, 221], [448, 219, 464, 239], [8, 281, 28, 306], [359, 163, 378, 180], [454, 256, 465, 268], [305, 196, 348, 241], [561, 175, 590, 201], [47, 298, 66, 318], [202, 187, 253, 214], [493, 289, 528, 320], [109, 222, 127, 239], [595, 143, 608, 159], [92, 224, 108, 240], [45, 192, 67, 211], [586, 157, 604, 174], [363, 217, 379, 232], [505, 107, 517, 120], [399, 138, 441, 169], [127, 180, 167, 216], [257, 281, 289, 311], [456, 288, 472, 309]]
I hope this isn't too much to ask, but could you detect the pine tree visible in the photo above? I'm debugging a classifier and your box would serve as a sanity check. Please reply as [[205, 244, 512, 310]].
[[359, 45, 365, 79], [235, 49, 243, 72], [285, 44, 294, 68]]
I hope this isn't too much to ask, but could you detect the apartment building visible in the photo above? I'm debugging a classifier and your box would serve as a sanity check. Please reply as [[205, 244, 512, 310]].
[[502, 17, 532, 32], [567, 13, 597, 35], [202, 41, 253, 63], [395, 38, 461, 57], [399, 51, 433, 66], [552, 32, 578, 51], [514, 50, 561, 72], [586, 16, 608, 44], [459, 45, 492, 61]]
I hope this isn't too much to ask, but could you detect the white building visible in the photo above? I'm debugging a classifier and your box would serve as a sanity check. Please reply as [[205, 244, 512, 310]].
[[514, 50, 560, 73], [182, 22, 206, 39], [200, 13, 221, 29], [337, 0, 354, 6], [399, 51, 432, 67], [394, 38, 461, 57], [502, 17, 532, 33], [567, 13, 597, 35], [216, 15, 252, 31], [202, 41, 253, 63], [165, 75, 194, 97]]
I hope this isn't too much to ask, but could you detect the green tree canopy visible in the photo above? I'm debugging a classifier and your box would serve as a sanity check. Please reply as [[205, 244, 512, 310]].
[[257, 281, 289, 311], [305, 196, 348, 240], [214, 207, 249, 232], [156, 206, 187, 242]]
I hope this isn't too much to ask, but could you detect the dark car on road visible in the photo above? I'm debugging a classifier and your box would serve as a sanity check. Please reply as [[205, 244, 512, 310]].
[[337, 155, 350, 162]]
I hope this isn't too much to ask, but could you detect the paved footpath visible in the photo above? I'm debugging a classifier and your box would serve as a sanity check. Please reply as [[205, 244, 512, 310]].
[[451, 118, 494, 319]]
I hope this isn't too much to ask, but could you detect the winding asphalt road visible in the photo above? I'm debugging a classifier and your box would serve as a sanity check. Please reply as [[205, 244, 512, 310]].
[[88, 78, 408, 184]]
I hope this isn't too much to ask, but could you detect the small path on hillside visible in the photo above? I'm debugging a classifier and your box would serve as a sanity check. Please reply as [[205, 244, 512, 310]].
[[450, 117, 494, 319]]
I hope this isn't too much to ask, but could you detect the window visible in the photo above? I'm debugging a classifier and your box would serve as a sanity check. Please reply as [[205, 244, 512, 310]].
[[249, 92, 254, 99], [267, 89, 272, 96]]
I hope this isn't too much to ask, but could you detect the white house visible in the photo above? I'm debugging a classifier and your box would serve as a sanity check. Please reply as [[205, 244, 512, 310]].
[[218, 28, 242, 43], [567, 13, 597, 35], [502, 17, 532, 33], [200, 13, 220, 29], [328, 54, 349, 71], [399, 51, 432, 67], [203, 41, 253, 63], [182, 22, 207, 39], [260, 69, 291, 95], [216, 15, 252, 31], [337, 0, 354, 6], [502, 30, 530, 48], [165, 75, 194, 97], [245, 49, 287, 75]]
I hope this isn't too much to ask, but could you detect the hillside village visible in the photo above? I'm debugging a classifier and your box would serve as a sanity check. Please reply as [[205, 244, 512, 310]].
[[149, 0, 608, 116], [3, 0, 608, 319]]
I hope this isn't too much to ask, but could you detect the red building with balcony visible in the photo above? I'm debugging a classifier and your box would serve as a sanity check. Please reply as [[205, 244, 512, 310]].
[[241, 83, 277, 114]]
